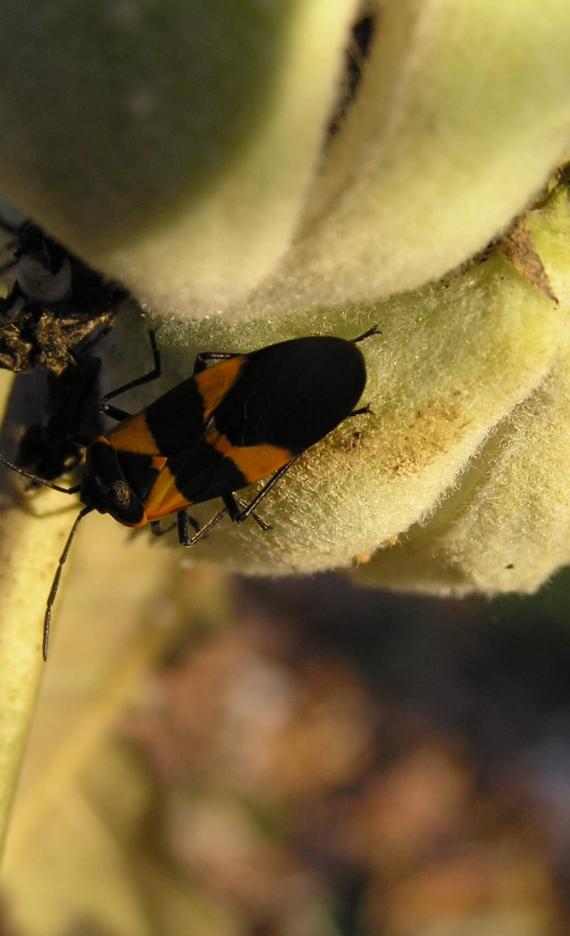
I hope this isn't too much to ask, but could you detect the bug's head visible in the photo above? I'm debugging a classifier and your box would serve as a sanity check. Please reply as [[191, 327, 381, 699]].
[[82, 440, 145, 526]]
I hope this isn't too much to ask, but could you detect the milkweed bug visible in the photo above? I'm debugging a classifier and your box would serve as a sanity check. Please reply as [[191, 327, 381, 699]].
[[0, 326, 379, 659], [0, 216, 126, 374]]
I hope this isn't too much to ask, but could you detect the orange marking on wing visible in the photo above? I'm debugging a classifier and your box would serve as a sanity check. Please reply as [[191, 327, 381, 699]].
[[207, 429, 292, 485], [144, 462, 191, 521], [195, 356, 246, 421], [106, 412, 161, 454]]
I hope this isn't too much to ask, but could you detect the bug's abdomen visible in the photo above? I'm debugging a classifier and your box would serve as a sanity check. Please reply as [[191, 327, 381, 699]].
[[164, 429, 291, 507], [214, 337, 366, 453]]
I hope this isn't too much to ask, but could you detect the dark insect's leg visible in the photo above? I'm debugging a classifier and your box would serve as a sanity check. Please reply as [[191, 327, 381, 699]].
[[230, 457, 300, 523], [70, 315, 117, 359], [101, 404, 132, 422], [151, 514, 200, 537], [193, 350, 240, 375], [180, 458, 299, 545], [100, 330, 161, 419], [229, 410, 374, 528], [348, 403, 374, 418], [177, 507, 227, 548], [0, 452, 82, 494], [223, 493, 271, 531], [351, 324, 381, 344], [150, 519, 177, 537]]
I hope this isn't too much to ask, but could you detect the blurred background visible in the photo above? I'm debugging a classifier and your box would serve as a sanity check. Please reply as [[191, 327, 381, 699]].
[[2, 533, 570, 936]]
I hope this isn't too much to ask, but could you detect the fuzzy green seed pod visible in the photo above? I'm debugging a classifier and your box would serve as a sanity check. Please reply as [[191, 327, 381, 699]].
[[0, 0, 569, 586], [3, 1, 570, 852]]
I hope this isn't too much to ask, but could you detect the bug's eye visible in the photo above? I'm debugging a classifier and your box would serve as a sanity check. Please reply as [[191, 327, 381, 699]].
[[110, 480, 131, 509]]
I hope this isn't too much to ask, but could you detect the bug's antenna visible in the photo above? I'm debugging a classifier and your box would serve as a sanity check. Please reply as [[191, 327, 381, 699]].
[[0, 454, 81, 494], [352, 325, 381, 344], [43, 505, 93, 660]]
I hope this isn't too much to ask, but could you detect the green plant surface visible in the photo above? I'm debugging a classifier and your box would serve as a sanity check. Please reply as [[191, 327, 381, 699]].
[[1, 0, 570, 871]]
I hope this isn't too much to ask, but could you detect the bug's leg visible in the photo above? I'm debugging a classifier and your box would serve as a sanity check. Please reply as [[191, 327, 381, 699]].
[[100, 330, 161, 418], [101, 404, 132, 422], [70, 314, 117, 360], [150, 519, 176, 537], [227, 408, 374, 527], [348, 403, 374, 418], [351, 325, 381, 344], [183, 513, 202, 534], [0, 452, 82, 494], [231, 457, 300, 523], [193, 351, 240, 375], [223, 493, 271, 531], [151, 514, 200, 538], [177, 506, 227, 547]]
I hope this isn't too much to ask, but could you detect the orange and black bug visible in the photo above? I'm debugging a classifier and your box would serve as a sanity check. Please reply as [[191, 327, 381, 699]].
[[0, 326, 379, 659]]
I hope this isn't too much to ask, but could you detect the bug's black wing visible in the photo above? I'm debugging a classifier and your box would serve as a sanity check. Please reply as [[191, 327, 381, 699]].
[[213, 336, 367, 453]]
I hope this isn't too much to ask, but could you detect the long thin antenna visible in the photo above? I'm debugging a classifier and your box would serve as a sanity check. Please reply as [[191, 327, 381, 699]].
[[0, 453, 81, 494], [352, 324, 381, 344], [43, 506, 92, 660]]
